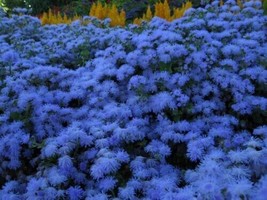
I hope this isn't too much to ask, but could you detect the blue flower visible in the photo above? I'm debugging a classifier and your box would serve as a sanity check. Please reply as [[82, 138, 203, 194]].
[[116, 64, 135, 81], [145, 140, 171, 158], [118, 186, 135, 200], [47, 167, 67, 186], [91, 157, 120, 179], [67, 186, 84, 200], [253, 126, 267, 137], [148, 92, 175, 113], [221, 44, 241, 57], [98, 177, 117, 192], [58, 155, 73, 171], [2, 50, 19, 63]]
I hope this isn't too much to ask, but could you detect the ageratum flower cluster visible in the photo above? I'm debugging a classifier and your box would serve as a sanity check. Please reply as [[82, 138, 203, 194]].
[[0, 1, 267, 199]]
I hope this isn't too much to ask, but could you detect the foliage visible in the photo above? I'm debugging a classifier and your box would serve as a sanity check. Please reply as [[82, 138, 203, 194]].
[[1, 0, 26, 11], [26, 0, 54, 16], [1, 0, 77, 15], [61, 0, 91, 17], [264, 0, 267, 14]]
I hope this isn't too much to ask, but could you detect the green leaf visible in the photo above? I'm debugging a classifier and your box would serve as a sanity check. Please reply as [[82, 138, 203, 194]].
[[264, 0, 267, 15]]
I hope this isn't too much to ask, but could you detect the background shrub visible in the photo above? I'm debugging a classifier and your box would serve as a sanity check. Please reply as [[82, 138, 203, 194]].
[[0, 0, 189, 20]]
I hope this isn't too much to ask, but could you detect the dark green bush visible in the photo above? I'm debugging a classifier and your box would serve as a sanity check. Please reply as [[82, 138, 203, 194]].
[[1, 0, 26, 11], [61, 1, 91, 17], [1, 0, 75, 15], [0, 0, 194, 19], [263, 0, 267, 15]]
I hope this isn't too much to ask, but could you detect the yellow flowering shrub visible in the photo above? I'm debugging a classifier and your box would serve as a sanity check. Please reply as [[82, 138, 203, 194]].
[[41, 9, 78, 25], [154, 0, 172, 20], [133, 0, 192, 25], [89, 2, 125, 27], [40, 0, 265, 26], [171, 1, 192, 20]]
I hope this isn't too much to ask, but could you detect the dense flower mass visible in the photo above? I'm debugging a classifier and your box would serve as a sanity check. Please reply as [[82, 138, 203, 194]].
[[0, 1, 267, 199]]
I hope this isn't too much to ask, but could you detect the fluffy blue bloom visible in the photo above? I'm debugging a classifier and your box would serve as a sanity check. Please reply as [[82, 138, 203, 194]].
[[67, 186, 85, 200], [2, 50, 19, 63], [58, 155, 73, 171], [85, 193, 109, 200], [114, 124, 147, 142], [209, 126, 233, 138], [0, 181, 22, 200], [126, 50, 140, 67], [91, 157, 120, 179], [226, 179, 253, 199], [148, 92, 176, 113], [221, 44, 241, 57], [230, 166, 251, 179], [145, 176, 178, 199], [133, 167, 156, 179], [130, 156, 146, 171], [116, 150, 130, 163], [116, 64, 135, 81], [254, 175, 267, 200], [228, 150, 249, 164], [253, 126, 267, 137], [128, 75, 147, 89], [47, 167, 67, 186], [98, 177, 117, 192], [187, 141, 205, 161], [240, 66, 267, 82], [169, 73, 189, 87], [25, 178, 48, 199], [231, 131, 250, 146], [118, 186, 135, 200], [232, 95, 267, 114], [156, 43, 187, 63], [220, 59, 239, 71], [145, 140, 171, 158]]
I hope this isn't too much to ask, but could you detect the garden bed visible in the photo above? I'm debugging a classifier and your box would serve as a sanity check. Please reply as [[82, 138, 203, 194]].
[[0, 1, 267, 199]]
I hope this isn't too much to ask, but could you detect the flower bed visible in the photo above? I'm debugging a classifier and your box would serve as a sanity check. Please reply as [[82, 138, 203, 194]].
[[0, 0, 267, 199]]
